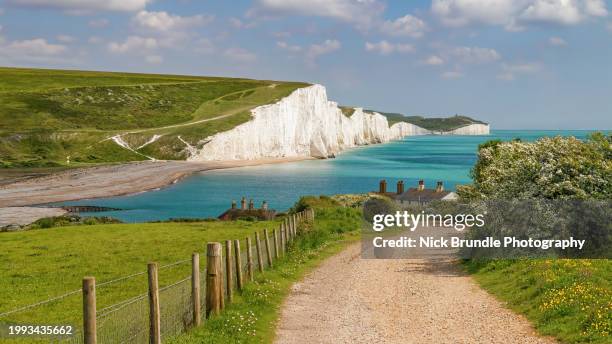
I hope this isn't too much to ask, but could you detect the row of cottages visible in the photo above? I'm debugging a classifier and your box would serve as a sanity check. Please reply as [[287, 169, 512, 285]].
[[375, 179, 458, 204], [218, 197, 276, 220]]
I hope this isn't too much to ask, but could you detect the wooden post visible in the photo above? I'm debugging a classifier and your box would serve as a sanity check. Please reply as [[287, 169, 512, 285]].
[[147, 263, 161, 344], [264, 229, 273, 268], [280, 223, 286, 254], [206, 242, 222, 318], [246, 237, 254, 282], [82, 277, 96, 344], [234, 239, 243, 291], [255, 232, 264, 272], [273, 229, 279, 259], [286, 218, 292, 242], [225, 240, 233, 303], [192, 253, 201, 327]]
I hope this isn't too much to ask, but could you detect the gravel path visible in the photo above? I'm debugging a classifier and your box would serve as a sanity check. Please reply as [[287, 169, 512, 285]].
[[275, 243, 557, 344]]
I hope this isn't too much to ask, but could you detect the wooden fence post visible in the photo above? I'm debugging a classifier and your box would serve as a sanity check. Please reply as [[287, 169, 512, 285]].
[[82, 277, 96, 344], [280, 223, 286, 254], [273, 229, 279, 259], [206, 242, 222, 318], [225, 240, 233, 303], [255, 232, 264, 272], [264, 229, 273, 268], [147, 263, 161, 344], [246, 237, 254, 282], [192, 253, 201, 327], [234, 239, 243, 291]]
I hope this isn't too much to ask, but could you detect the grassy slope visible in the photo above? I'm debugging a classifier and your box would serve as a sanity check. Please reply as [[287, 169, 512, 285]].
[[464, 259, 611, 343], [0, 220, 279, 326], [0, 67, 308, 167], [374, 110, 486, 130]]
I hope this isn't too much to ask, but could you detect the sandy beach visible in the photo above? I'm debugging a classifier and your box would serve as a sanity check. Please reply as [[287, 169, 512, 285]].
[[0, 158, 309, 225]]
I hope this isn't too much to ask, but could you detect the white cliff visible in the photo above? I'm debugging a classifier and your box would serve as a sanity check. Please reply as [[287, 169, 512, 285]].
[[432, 123, 490, 135], [188, 84, 429, 161]]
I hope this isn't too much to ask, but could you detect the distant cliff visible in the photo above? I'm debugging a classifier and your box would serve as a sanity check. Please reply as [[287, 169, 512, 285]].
[[377, 113, 489, 134], [431, 123, 490, 135], [188, 85, 429, 161]]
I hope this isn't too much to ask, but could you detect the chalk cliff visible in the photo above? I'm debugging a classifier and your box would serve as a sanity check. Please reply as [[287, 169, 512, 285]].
[[188, 85, 429, 161], [432, 123, 490, 135]]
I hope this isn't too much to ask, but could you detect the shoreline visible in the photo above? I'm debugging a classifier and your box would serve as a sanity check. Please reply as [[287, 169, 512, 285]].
[[0, 157, 312, 208]]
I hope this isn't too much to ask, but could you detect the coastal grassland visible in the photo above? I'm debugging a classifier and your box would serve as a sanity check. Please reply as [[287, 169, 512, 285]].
[[0, 220, 279, 327], [464, 259, 611, 343], [168, 196, 362, 344], [0, 67, 308, 167], [377, 111, 486, 130]]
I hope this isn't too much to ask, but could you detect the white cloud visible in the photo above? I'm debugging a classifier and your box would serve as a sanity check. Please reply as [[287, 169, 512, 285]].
[[549, 36, 567, 46], [277, 41, 303, 52], [6, 0, 150, 12], [441, 71, 464, 79], [56, 34, 76, 43], [497, 62, 540, 80], [133, 11, 213, 32], [108, 36, 157, 53], [584, 0, 608, 16], [452, 46, 501, 63], [145, 55, 163, 64], [306, 39, 341, 66], [223, 47, 257, 62], [432, 0, 609, 30], [380, 14, 427, 38], [423, 55, 445, 65], [365, 40, 414, 55], [249, 0, 384, 29], [4, 38, 66, 55], [0, 38, 71, 64], [88, 18, 109, 28]]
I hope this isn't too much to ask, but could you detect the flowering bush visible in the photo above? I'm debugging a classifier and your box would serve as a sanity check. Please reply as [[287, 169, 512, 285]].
[[458, 133, 611, 200]]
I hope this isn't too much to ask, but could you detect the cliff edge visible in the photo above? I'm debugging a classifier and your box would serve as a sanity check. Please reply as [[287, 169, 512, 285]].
[[188, 85, 429, 161]]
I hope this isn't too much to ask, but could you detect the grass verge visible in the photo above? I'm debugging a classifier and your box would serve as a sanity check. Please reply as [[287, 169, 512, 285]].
[[463, 259, 611, 343]]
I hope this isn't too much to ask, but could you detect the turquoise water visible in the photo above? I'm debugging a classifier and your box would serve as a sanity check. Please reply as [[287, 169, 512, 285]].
[[57, 130, 594, 222]]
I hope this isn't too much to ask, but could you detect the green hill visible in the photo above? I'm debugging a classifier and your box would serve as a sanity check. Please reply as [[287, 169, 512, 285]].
[[0, 67, 308, 168], [372, 110, 486, 131]]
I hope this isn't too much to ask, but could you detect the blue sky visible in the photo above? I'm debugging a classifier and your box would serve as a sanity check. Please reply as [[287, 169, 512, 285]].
[[0, 0, 610, 129]]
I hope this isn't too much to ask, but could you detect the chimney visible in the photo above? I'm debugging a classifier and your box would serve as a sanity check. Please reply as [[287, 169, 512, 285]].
[[248, 199, 254, 210], [240, 197, 246, 210], [418, 180, 425, 191], [379, 179, 387, 193], [436, 181, 444, 192], [231, 200, 237, 209], [262, 201, 268, 210], [396, 180, 404, 194]]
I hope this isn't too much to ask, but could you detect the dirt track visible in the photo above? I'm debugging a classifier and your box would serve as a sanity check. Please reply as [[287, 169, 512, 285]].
[[275, 243, 557, 344]]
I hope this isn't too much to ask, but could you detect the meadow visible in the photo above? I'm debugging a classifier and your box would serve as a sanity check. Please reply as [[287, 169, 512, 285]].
[[0, 219, 279, 326], [0, 67, 308, 167]]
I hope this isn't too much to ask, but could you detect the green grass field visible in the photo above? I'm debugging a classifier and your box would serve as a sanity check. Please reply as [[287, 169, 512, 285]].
[[0, 67, 308, 168], [0, 219, 279, 326], [464, 259, 611, 343]]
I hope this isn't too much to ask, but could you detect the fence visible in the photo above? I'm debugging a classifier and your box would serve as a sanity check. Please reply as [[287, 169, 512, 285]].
[[0, 209, 314, 344]]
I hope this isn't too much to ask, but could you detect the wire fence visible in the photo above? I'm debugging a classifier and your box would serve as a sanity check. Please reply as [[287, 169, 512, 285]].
[[0, 209, 314, 344]]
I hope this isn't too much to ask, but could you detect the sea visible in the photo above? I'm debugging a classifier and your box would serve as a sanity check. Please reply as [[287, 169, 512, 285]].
[[54, 130, 595, 222]]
